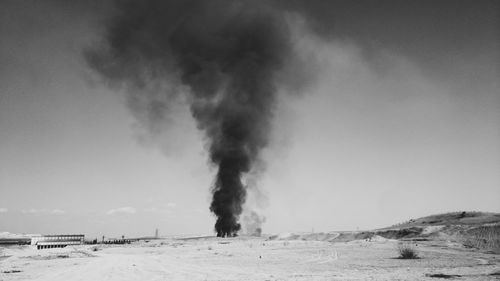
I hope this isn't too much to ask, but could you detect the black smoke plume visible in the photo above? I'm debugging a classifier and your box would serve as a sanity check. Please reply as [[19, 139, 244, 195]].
[[86, 0, 292, 237]]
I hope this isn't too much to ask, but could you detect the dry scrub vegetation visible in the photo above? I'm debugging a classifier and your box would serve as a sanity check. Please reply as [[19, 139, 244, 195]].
[[396, 242, 419, 259]]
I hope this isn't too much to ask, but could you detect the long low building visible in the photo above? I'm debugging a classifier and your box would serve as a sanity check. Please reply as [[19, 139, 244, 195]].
[[31, 234, 84, 250]]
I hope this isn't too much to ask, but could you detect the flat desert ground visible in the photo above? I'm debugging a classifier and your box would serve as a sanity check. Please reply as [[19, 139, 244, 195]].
[[1, 235, 499, 281]]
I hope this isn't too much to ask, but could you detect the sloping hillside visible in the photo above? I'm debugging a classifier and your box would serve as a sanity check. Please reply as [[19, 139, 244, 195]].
[[386, 212, 500, 228], [267, 211, 500, 253], [377, 212, 500, 253]]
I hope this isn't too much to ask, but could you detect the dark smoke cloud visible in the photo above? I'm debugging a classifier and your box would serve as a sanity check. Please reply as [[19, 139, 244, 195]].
[[86, 0, 292, 237]]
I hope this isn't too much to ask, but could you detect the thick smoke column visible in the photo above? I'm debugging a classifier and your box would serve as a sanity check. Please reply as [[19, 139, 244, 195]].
[[86, 0, 291, 237]]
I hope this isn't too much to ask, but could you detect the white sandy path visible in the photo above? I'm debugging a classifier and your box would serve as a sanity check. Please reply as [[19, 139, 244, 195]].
[[32, 248, 245, 281], [20, 243, 286, 281]]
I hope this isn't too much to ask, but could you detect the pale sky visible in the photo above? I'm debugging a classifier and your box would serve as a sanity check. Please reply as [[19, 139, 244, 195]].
[[0, 0, 499, 239]]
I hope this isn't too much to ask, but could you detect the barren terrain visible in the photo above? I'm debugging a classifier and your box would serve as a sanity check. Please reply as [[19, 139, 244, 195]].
[[1, 234, 499, 281], [2, 212, 499, 280]]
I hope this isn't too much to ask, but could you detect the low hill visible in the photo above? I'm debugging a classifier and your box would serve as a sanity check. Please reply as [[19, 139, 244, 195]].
[[377, 211, 500, 253], [385, 211, 500, 229], [267, 211, 500, 253]]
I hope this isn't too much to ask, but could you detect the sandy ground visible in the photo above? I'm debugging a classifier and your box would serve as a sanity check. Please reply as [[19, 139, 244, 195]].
[[1, 236, 499, 281]]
